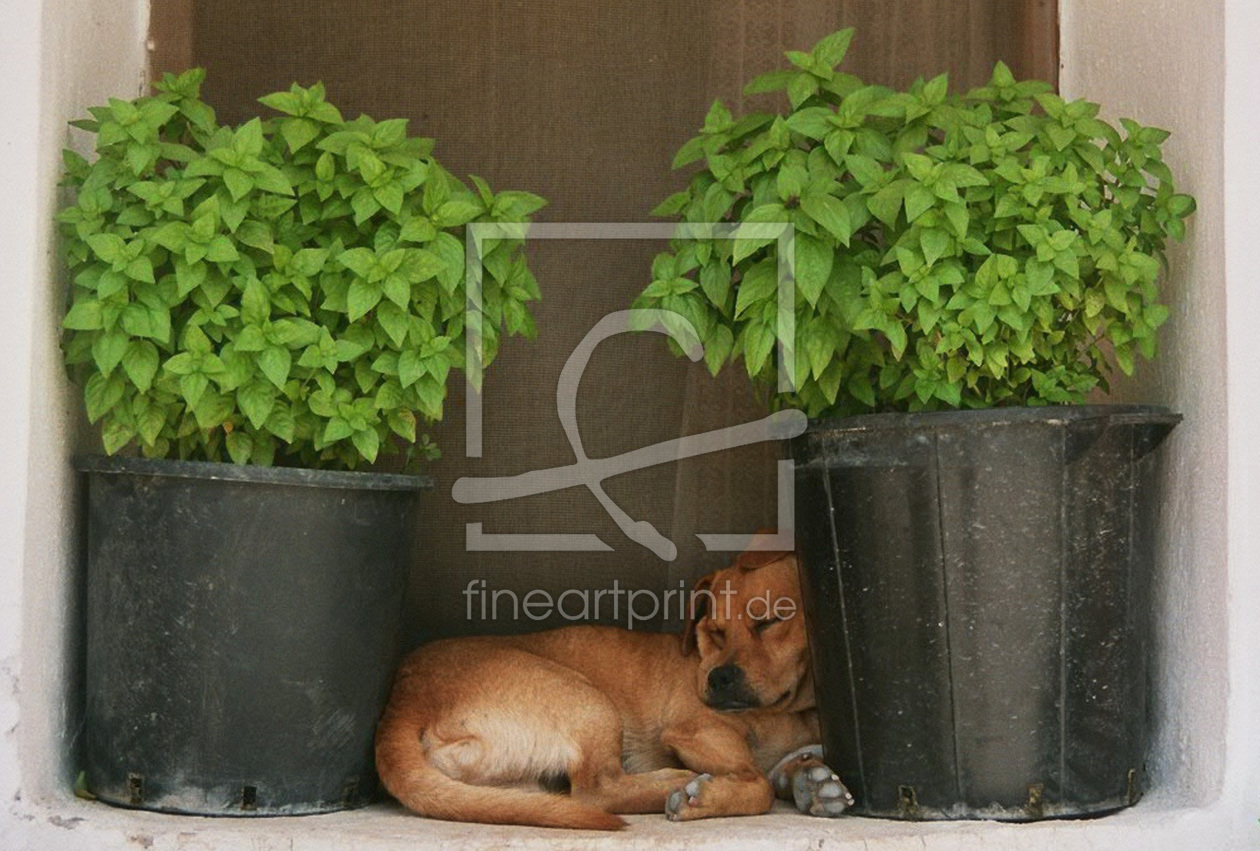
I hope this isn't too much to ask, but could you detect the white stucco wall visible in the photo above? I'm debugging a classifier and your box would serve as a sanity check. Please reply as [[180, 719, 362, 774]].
[[1, 0, 1256, 849], [0, 0, 149, 816], [1220, 0, 1260, 832], [1060, 0, 1231, 808], [0, 0, 43, 815], [20, 0, 149, 808]]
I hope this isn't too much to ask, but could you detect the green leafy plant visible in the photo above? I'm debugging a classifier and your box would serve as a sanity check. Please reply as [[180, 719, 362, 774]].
[[633, 29, 1195, 416], [58, 69, 544, 468]]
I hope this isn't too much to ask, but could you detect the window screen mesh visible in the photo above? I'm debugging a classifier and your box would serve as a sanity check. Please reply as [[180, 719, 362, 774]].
[[150, 0, 1056, 645]]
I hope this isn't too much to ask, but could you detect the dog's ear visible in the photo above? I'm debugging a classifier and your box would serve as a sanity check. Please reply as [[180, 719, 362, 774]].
[[733, 528, 794, 572], [680, 571, 716, 655]]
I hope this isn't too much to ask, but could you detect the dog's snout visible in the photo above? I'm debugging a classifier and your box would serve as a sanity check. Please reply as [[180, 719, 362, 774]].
[[705, 664, 760, 710], [707, 664, 744, 693]]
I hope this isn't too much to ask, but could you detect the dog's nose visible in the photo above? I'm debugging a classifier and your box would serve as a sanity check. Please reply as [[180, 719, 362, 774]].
[[707, 664, 745, 693]]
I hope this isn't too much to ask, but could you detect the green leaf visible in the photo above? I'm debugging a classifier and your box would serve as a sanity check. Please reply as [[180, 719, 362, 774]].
[[135, 402, 165, 447], [191, 389, 234, 431], [280, 117, 320, 153], [494, 190, 548, 219], [338, 247, 378, 278], [703, 325, 734, 376], [804, 321, 837, 380], [846, 370, 875, 408], [868, 181, 907, 226], [121, 341, 159, 392], [351, 190, 381, 225], [324, 417, 355, 443], [905, 185, 936, 222], [84, 373, 125, 423], [85, 233, 127, 264], [883, 321, 908, 360], [699, 261, 732, 308], [922, 73, 949, 105], [259, 346, 291, 388], [387, 409, 416, 442], [734, 262, 778, 319], [258, 90, 301, 115], [920, 229, 950, 266], [91, 330, 129, 376], [743, 321, 776, 378], [651, 190, 690, 217], [347, 279, 383, 321], [671, 134, 709, 169], [732, 204, 787, 263], [180, 373, 210, 408], [398, 350, 424, 388], [291, 247, 330, 276], [377, 301, 409, 346], [351, 427, 380, 463], [266, 407, 297, 442], [794, 234, 833, 306], [236, 220, 274, 253], [800, 192, 852, 245], [237, 381, 276, 430], [175, 258, 207, 297], [375, 183, 405, 215], [784, 107, 833, 140], [812, 28, 855, 68], [788, 73, 820, 108], [124, 256, 155, 283], [775, 164, 810, 200], [205, 236, 240, 263], [63, 300, 103, 331], [743, 69, 796, 96], [414, 376, 445, 419], [163, 352, 197, 375], [435, 199, 482, 228], [100, 417, 136, 455], [225, 431, 254, 465], [223, 168, 254, 201], [241, 279, 271, 325]]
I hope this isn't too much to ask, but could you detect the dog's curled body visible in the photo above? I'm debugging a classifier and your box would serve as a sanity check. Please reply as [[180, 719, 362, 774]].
[[375, 552, 850, 829]]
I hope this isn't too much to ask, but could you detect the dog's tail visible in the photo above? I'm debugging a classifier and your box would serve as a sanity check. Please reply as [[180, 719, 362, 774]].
[[375, 715, 626, 831]]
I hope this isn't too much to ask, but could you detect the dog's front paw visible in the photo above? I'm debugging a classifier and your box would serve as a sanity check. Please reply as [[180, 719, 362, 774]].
[[792, 764, 853, 817], [665, 773, 712, 821]]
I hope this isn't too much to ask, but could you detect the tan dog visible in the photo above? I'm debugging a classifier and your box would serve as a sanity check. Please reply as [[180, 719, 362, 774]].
[[374, 548, 852, 829]]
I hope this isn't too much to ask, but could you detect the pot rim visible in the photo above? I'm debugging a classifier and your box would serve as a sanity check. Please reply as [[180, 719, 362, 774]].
[[75, 454, 435, 492], [803, 403, 1182, 435]]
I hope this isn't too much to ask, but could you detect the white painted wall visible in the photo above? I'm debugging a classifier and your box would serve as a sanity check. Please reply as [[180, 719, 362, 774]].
[[1220, 0, 1260, 834], [0, 0, 44, 815], [1, 0, 1257, 848], [1060, 0, 1230, 808], [0, 0, 149, 814]]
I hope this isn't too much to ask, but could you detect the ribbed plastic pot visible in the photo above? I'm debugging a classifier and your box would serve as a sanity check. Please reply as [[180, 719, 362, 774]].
[[791, 405, 1180, 821], [78, 456, 433, 816]]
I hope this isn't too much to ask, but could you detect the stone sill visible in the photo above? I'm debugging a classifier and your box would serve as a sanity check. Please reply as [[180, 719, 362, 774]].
[[3, 792, 1206, 851]]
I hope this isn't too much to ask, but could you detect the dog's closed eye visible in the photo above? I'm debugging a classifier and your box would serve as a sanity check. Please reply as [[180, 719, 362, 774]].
[[702, 623, 727, 648], [753, 617, 784, 634]]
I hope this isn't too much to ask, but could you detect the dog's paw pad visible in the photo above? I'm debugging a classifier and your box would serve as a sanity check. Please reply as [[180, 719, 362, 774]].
[[665, 773, 712, 821], [792, 766, 853, 817]]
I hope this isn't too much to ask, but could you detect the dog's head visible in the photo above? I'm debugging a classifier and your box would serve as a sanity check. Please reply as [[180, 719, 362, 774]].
[[680, 543, 814, 714]]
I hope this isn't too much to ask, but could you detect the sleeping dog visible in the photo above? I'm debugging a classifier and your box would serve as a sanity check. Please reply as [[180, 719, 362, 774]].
[[375, 546, 851, 829]]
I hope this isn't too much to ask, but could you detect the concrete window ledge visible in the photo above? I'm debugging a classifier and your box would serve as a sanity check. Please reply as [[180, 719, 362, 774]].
[[1, 794, 1226, 851]]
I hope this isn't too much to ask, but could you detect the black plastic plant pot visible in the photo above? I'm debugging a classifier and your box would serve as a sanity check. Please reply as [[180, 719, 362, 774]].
[[78, 456, 433, 816], [791, 405, 1180, 821]]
